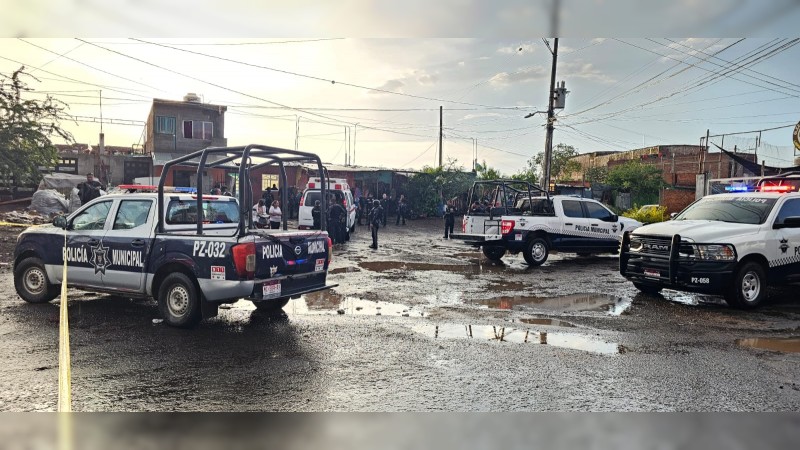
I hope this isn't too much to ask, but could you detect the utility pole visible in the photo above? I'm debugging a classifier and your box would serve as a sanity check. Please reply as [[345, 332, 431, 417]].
[[542, 38, 559, 192], [439, 106, 443, 168], [353, 123, 358, 166]]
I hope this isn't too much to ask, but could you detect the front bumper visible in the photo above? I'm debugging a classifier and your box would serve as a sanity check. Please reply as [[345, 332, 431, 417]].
[[620, 232, 736, 294]]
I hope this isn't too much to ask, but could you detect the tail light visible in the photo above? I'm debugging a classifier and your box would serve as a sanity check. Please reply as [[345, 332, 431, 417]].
[[334, 184, 342, 190], [299, 197, 305, 206], [462, 216, 467, 232], [232, 242, 256, 279], [327, 236, 333, 264], [501, 220, 515, 235]]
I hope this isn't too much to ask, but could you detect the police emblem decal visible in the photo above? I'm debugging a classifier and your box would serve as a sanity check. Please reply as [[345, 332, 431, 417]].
[[780, 237, 789, 254], [270, 265, 278, 277], [612, 224, 618, 233], [90, 241, 112, 274]]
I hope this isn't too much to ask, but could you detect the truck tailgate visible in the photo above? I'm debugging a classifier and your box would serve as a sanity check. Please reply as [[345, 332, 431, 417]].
[[252, 231, 332, 299]]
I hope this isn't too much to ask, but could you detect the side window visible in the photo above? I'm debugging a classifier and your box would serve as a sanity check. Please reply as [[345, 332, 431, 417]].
[[562, 200, 584, 218], [584, 201, 613, 219], [72, 201, 112, 231], [774, 199, 800, 225], [113, 200, 153, 230]]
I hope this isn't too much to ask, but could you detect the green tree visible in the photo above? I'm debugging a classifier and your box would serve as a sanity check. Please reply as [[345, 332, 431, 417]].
[[475, 160, 504, 180], [406, 158, 475, 216], [511, 157, 540, 184], [606, 161, 665, 205], [584, 166, 608, 184], [531, 143, 581, 182], [0, 67, 73, 185]]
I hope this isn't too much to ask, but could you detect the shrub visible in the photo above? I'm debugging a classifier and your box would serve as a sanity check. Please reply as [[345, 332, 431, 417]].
[[622, 205, 668, 224]]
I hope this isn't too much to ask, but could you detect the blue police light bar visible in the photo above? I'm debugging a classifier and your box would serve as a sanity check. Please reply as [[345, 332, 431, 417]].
[[725, 185, 751, 192], [173, 187, 197, 193]]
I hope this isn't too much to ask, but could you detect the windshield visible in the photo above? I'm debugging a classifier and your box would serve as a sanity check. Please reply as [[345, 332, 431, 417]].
[[674, 196, 777, 224]]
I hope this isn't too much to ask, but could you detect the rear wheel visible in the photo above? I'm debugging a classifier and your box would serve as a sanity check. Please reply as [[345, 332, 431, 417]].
[[14, 257, 59, 303], [157, 273, 202, 328], [482, 245, 506, 261], [724, 261, 767, 309], [253, 298, 290, 312], [633, 282, 662, 295], [523, 237, 549, 266]]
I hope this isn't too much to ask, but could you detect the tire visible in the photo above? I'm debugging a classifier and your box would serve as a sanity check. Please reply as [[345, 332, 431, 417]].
[[14, 257, 59, 303], [253, 298, 290, 312], [523, 237, 549, 266], [157, 273, 202, 328], [482, 245, 506, 261], [633, 282, 662, 295], [724, 261, 767, 309]]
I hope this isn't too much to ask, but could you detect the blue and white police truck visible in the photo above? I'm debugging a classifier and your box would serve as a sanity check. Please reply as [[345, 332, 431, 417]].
[[13, 144, 336, 327], [451, 180, 641, 265]]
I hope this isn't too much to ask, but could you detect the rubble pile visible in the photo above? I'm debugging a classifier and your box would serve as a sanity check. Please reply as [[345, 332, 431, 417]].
[[1, 210, 48, 225]]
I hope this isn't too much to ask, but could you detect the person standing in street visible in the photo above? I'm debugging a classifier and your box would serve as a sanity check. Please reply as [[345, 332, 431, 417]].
[[443, 201, 455, 238], [256, 199, 268, 228], [77, 172, 104, 205], [327, 195, 346, 244], [396, 194, 407, 225], [380, 193, 388, 227], [368, 199, 383, 249], [269, 200, 282, 229], [311, 200, 321, 230]]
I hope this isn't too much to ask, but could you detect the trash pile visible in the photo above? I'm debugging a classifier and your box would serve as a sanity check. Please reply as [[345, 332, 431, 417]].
[[29, 189, 69, 216], [0, 210, 48, 225]]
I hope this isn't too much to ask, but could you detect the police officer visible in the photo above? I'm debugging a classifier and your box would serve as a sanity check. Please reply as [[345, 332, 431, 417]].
[[380, 193, 388, 227], [311, 200, 321, 230], [77, 172, 104, 205], [328, 195, 346, 244], [369, 199, 383, 249], [396, 194, 407, 226], [443, 201, 455, 238]]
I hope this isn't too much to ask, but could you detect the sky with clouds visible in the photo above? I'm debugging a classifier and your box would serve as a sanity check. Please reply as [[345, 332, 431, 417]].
[[2, 2, 800, 174]]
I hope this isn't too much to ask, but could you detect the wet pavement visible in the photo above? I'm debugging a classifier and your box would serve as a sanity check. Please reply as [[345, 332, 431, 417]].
[[1, 221, 799, 411]]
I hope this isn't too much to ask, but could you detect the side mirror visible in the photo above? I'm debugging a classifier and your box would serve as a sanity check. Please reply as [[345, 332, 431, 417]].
[[670, 212, 678, 220], [775, 216, 800, 229], [607, 214, 619, 222], [53, 215, 67, 229]]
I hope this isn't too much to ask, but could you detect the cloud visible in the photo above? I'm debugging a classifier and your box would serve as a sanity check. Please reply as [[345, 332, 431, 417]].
[[497, 42, 537, 55], [489, 66, 547, 86], [460, 113, 502, 121], [370, 78, 405, 95], [414, 70, 439, 85], [559, 61, 615, 83]]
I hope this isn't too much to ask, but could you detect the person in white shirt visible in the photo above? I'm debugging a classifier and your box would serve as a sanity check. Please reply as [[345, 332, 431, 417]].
[[255, 199, 268, 228], [269, 200, 283, 229]]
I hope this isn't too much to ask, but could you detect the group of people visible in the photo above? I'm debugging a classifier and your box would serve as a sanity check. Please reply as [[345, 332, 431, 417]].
[[262, 185, 302, 220], [309, 195, 348, 244], [356, 193, 408, 227], [254, 199, 283, 229]]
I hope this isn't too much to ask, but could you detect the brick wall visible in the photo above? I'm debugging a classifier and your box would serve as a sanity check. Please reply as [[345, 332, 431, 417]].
[[660, 188, 696, 214]]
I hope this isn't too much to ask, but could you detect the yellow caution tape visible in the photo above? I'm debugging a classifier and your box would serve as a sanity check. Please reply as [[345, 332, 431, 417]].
[[0, 221, 37, 227], [58, 227, 71, 413]]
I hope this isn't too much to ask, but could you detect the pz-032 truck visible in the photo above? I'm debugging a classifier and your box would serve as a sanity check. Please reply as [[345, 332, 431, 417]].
[[13, 144, 336, 327], [450, 180, 641, 265]]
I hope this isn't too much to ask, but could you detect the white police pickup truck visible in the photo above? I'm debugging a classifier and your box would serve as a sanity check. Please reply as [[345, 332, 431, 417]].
[[13, 144, 337, 327], [450, 180, 641, 265], [620, 192, 800, 308]]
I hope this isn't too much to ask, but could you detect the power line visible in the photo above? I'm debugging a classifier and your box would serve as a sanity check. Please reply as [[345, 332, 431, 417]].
[[90, 38, 346, 46], [401, 141, 438, 167], [127, 38, 525, 110]]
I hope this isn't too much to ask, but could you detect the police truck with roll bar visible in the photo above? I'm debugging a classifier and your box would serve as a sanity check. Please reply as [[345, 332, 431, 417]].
[[13, 144, 336, 327], [450, 179, 641, 265]]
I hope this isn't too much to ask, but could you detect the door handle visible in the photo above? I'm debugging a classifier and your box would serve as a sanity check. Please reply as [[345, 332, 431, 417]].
[[131, 239, 145, 247], [88, 239, 99, 245], [564, 223, 573, 226], [591, 224, 599, 227]]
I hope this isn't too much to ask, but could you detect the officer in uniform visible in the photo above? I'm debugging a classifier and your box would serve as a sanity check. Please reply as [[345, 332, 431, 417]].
[[368, 199, 383, 249], [327, 195, 346, 244], [311, 200, 322, 230], [77, 172, 104, 205], [444, 201, 455, 238]]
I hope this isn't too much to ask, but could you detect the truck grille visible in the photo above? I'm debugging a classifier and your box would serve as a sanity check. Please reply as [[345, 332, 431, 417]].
[[630, 235, 693, 257]]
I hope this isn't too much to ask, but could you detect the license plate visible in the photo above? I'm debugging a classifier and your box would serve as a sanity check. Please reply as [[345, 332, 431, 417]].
[[262, 281, 281, 298], [643, 269, 660, 278]]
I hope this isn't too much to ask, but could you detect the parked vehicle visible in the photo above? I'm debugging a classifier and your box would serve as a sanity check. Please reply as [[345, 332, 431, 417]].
[[298, 177, 357, 237], [13, 144, 336, 327], [450, 180, 641, 265], [621, 191, 800, 308]]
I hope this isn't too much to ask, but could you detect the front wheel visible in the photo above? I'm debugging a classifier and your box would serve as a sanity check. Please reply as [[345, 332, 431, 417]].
[[724, 261, 767, 309], [158, 273, 202, 328], [14, 257, 60, 303], [482, 245, 506, 261], [253, 298, 290, 312], [523, 237, 549, 266]]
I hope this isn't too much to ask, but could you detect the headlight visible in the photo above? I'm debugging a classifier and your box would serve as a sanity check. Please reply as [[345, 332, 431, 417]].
[[693, 244, 736, 261]]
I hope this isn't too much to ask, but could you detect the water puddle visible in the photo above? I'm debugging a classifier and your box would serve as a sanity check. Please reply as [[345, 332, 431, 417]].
[[661, 290, 727, 306], [410, 323, 621, 354], [736, 337, 800, 353], [359, 260, 508, 275], [232, 289, 426, 317], [514, 317, 577, 328], [475, 293, 632, 316]]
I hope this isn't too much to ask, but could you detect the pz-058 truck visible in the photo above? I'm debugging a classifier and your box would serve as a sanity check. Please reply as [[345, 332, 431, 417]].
[[13, 144, 336, 327], [450, 180, 641, 265]]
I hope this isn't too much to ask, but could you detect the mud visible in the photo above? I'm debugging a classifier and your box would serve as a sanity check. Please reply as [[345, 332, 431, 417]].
[[1, 220, 800, 411]]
